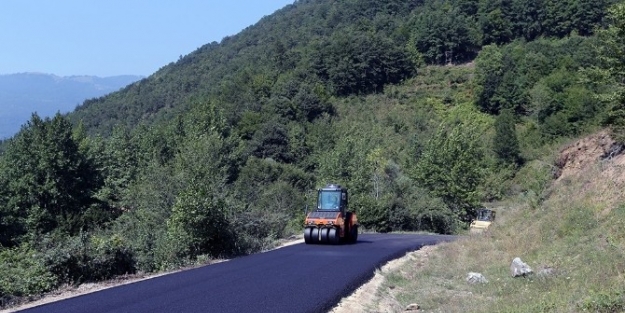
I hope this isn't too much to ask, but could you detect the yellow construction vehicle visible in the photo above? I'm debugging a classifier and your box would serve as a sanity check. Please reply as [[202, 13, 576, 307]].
[[304, 184, 358, 244], [470, 208, 496, 233]]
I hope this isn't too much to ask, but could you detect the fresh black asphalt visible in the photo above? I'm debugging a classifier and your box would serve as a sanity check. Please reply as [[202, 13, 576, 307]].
[[21, 233, 456, 313]]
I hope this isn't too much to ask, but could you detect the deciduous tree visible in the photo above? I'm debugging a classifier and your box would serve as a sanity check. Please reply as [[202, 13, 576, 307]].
[[414, 120, 486, 221]]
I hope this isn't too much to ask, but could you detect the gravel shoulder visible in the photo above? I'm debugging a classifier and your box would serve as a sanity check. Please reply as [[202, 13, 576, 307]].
[[330, 244, 439, 313]]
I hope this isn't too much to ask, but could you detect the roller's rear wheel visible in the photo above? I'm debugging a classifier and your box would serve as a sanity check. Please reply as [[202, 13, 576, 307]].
[[328, 228, 340, 245], [349, 225, 358, 244]]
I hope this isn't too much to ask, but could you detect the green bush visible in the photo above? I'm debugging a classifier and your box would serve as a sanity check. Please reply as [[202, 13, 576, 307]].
[[480, 163, 516, 200], [108, 209, 167, 273], [358, 198, 391, 232], [0, 245, 57, 299], [87, 233, 137, 281], [166, 187, 235, 259], [40, 232, 136, 284], [509, 159, 554, 200]]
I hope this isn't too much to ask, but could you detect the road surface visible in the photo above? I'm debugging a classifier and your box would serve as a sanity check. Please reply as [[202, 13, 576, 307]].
[[21, 233, 455, 313]]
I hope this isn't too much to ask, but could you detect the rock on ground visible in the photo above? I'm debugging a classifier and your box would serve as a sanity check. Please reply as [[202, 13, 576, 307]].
[[466, 272, 488, 284], [510, 257, 533, 277]]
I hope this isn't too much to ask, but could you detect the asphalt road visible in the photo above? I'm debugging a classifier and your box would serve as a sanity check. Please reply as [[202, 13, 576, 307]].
[[21, 233, 455, 313]]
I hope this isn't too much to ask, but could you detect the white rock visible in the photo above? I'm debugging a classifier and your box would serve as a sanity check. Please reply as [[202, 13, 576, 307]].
[[466, 272, 488, 284], [510, 257, 533, 277], [405, 303, 420, 311]]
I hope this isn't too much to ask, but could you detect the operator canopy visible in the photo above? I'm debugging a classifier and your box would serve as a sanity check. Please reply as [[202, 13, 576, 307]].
[[318, 191, 341, 210], [476, 209, 495, 221]]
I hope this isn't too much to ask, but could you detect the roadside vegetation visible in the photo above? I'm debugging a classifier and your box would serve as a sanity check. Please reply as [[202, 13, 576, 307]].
[[1, 0, 625, 309], [373, 131, 625, 312]]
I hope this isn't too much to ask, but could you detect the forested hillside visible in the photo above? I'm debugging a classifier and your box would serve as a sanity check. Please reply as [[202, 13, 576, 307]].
[[2, 0, 625, 304]]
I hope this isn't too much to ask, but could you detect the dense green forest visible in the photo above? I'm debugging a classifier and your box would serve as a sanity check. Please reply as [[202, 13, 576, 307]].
[[2, 0, 625, 303]]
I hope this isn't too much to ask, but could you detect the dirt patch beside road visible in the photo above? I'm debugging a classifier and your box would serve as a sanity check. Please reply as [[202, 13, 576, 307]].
[[330, 245, 439, 313]]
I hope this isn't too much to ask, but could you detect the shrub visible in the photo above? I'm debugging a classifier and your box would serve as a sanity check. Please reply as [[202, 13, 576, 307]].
[[40, 232, 136, 285], [166, 187, 235, 259], [0, 245, 57, 299], [509, 159, 553, 201]]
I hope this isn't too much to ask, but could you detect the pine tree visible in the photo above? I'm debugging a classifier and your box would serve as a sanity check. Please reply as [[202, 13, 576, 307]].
[[0, 113, 100, 244]]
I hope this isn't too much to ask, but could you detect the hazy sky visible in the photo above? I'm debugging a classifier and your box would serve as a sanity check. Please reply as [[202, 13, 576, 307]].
[[1, 1, 294, 77]]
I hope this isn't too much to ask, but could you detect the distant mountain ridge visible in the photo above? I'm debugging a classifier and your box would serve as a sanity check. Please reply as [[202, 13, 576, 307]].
[[0, 73, 142, 139]]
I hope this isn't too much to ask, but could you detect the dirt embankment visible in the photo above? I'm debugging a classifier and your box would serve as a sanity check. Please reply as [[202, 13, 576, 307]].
[[554, 129, 625, 213], [554, 130, 624, 181]]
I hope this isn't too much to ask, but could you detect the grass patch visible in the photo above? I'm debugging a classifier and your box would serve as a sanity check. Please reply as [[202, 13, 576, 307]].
[[374, 139, 625, 312], [579, 288, 625, 312]]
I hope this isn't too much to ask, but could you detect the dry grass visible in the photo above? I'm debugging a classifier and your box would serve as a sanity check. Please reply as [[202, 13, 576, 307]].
[[330, 245, 441, 313], [368, 131, 625, 312]]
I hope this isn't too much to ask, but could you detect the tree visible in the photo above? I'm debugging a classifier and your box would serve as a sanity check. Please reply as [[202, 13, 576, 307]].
[[162, 127, 239, 261], [543, 0, 611, 37], [493, 109, 522, 165], [313, 30, 414, 95], [249, 121, 293, 163], [543, 0, 575, 37], [479, 3, 513, 45], [94, 126, 139, 209], [413, 120, 486, 222], [475, 44, 505, 114], [0, 164, 23, 246], [292, 85, 332, 122], [573, 0, 611, 36], [166, 186, 234, 259], [510, 0, 545, 41], [410, 7, 479, 65], [595, 3, 625, 142], [0, 114, 100, 245], [457, 0, 479, 16]]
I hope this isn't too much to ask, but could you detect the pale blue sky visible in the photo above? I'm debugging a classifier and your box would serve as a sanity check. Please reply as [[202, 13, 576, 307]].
[[1, 1, 294, 77]]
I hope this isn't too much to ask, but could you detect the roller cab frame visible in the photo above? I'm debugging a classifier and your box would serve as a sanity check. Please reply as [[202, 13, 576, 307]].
[[303, 184, 358, 244], [469, 208, 496, 233]]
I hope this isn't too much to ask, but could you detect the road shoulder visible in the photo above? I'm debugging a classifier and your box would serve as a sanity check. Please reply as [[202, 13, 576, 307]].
[[330, 244, 439, 313]]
